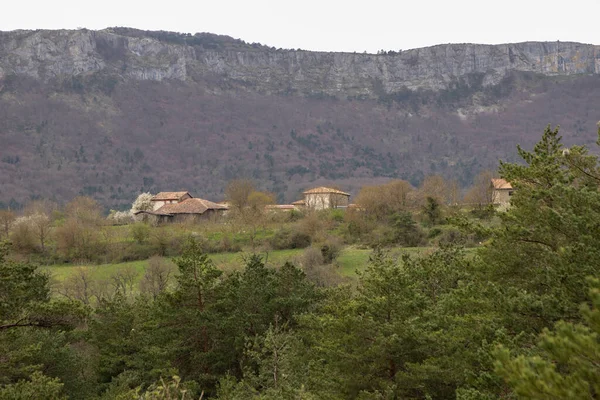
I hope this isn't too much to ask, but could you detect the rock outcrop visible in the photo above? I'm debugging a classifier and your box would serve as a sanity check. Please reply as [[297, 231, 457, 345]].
[[1, 29, 598, 96], [1, 28, 599, 209]]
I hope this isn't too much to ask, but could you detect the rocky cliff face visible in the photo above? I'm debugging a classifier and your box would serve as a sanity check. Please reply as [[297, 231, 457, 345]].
[[1, 29, 598, 96], [1, 29, 599, 209]]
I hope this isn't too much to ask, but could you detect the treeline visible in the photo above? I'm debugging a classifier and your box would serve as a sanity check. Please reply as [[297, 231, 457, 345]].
[[1, 126, 600, 398], [0, 169, 498, 267], [108, 27, 272, 51]]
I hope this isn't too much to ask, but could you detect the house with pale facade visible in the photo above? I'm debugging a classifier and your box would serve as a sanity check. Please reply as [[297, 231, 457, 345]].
[[300, 187, 350, 210], [491, 179, 514, 206], [150, 192, 192, 211], [136, 192, 228, 223]]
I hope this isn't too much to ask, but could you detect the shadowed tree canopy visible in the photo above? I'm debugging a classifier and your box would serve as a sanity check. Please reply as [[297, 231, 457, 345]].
[[0, 242, 87, 331]]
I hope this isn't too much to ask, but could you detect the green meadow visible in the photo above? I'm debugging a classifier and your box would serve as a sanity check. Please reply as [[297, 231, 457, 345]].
[[41, 246, 440, 287]]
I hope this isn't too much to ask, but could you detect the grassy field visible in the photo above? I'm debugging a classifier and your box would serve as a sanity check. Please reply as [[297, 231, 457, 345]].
[[42, 248, 315, 284], [335, 247, 435, 277], [41, 246, 439, 287], [42, 259, 149, 283]]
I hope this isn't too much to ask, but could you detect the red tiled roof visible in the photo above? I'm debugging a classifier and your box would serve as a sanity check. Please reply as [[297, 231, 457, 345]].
[[291, 199, 306, 205], [151, 191, 191, 201], [155, 198, 228, 215], [303, 187, 350, 196], [491, 178, 513, 190], [133, 210, 171, 216]]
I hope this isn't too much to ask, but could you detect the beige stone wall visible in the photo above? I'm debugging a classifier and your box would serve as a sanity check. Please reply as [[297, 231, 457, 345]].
[[152, 200, 167, 211], [305, 193, 329, 210], [304, 193, 350, 210], [492, 189, 512, 205]]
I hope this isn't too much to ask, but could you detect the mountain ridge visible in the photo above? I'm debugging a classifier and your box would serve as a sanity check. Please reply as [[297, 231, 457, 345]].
[[1, 29, 598, 94], [0, 28, 599, 209]]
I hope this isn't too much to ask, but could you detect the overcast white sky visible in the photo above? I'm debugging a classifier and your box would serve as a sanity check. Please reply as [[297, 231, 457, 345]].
[[3, 0, 599, 53]]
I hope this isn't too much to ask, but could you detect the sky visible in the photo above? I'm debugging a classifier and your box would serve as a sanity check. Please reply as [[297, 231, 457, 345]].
[[3, 0, 599, 53]]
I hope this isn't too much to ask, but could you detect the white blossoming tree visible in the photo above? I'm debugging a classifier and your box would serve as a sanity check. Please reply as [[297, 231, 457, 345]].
[[131, 193, 154, 214]]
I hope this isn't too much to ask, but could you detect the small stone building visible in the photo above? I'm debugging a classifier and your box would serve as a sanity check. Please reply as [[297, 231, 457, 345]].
[[491, 178, 514, 206], [291, 199, 306, 209], [136, 197, 228, 224], [150, 192, 192, 211], [302, 187, 350, 210]]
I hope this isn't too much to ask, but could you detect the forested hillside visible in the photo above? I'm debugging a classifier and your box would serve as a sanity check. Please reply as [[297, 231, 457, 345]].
[[0, 28, 599, 209], [2, 125, 600, 399]]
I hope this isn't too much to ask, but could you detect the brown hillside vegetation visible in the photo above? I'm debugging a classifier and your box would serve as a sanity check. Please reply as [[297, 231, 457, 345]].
[[0, 30, 599, 209]]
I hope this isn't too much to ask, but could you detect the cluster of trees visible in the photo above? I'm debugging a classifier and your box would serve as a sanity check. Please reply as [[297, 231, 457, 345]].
[[344, 172, 496, 248], [0, 170, 498, 269], [0, 238, 318, 398], [1, 197, 106, 260], [109, 28, 270, 51], [56, 256, 176, 306], [376, 49, 402, 55], [1, 126, 600, 398], [354, 170, 496, 215]]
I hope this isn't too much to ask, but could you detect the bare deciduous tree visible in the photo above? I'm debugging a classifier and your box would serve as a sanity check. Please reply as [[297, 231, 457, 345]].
[[464, 170, 495, 208], [140, 256, 175, 299], [298, 211, 326, 242], [418, 175, 450, 206], [110, 266, 139, 298], [229, 187, 275, 251], [89, 278, 115, 303], [150, 227, 172, 256], [225, 179, 255, 210], [10, 217, 37, 253], [56, 219, 101, 261], [59, 267, 95, 305], [56, 197, 104, 260], [447, 179, 461, 207], [65, 196, 102, 225], [0, 210, 15, 239], [27, 213, 51, 252], [11, 200, 57, 252], [355, 180, 414, 220], [297, 247, 344, 287]]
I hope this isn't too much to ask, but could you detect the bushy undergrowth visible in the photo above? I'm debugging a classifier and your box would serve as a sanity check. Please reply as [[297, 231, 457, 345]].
[[5, 197, 495, 267], [269, 227, 312, 250]]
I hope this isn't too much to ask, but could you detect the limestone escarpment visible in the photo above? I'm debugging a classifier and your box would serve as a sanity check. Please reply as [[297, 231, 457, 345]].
[[1, 28, 599, 209], [0, 29, 598, 96]]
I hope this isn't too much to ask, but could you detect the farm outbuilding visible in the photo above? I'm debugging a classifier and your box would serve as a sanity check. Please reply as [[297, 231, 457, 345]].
[[491, 178, 514, 206], [302, 187, 350, 210], [150, 191, 192, 211], [135, 197, 228, 224]]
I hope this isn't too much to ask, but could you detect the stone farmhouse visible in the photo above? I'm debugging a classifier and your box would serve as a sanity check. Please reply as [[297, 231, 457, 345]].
[[136, 192, 228, 223], [150, 191, 192, 211], [134, 186, 352, 223], [491, 178, 514, 206], [297, 187, 351, 210]]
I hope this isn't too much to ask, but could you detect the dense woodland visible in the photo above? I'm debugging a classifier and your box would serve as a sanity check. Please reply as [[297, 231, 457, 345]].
[[1, 125, 600, 399]]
